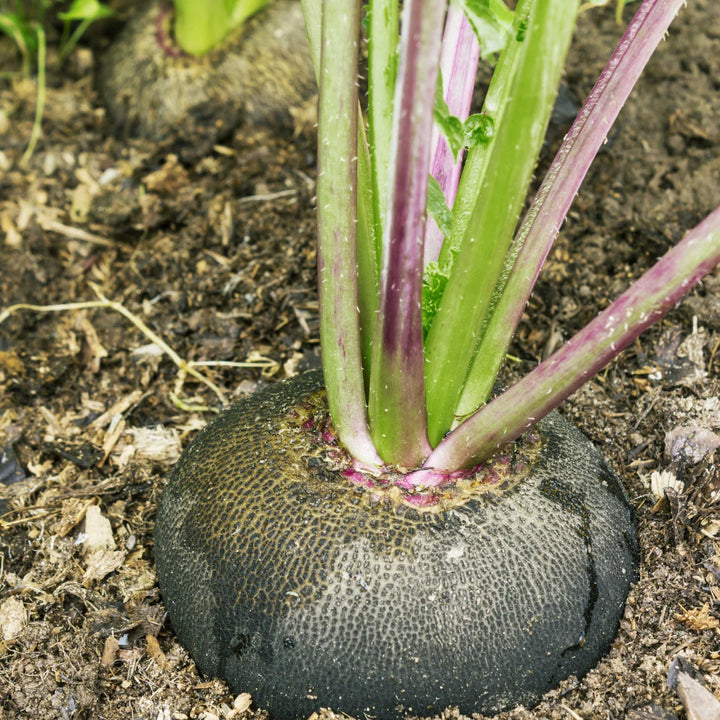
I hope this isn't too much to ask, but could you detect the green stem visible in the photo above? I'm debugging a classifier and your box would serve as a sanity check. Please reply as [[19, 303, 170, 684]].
[[424, 0, 579, 446], [455, 0, 687, 422], [20, 24, 45, 167], [0, 13, 32, 76], [301, 0, 378, 387], [56, 18, 90, 64], [426, 204, 720, 469], [230, 0, 271, 26], [356, 120, 379, 379], [300, 0, 320, 75], [317, 0, 382, 466], [368, 0, 399, 246]]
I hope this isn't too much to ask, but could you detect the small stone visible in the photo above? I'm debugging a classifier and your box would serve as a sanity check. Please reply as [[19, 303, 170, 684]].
[[665, 425, 720, 464], [676, 672, 720, 720], [81, 505, 116, 554], [101, 636, 119, 667], [232, 693, 252, 713], [0, 597, 27, 641], [626, 704, 678, 720]]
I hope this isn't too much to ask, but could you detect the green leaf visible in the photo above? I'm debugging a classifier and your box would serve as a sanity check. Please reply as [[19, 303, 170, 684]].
[[463, 112, 494, 148], [435, 76, 494, 162], [0, 12, 36, 75], [0, 12, 33, 49], [361, 4, 370, 34], [58, 0, 114, 21], [422, 261, 450, 337], [433, 76, 465, 161], [426, 175, 453, 239], [453, 0, 514, 61]]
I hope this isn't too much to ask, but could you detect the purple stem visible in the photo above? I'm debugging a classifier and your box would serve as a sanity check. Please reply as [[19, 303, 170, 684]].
[[426, 204, 720, 470], [456, 0, 689, 418], [424, 6, 480, 266], [368, 0, 447, 466], [155, 5, 185, 57]]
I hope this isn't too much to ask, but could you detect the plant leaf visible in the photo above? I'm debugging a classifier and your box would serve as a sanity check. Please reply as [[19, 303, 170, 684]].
[[422, 261, 450, 337], [426, 175, 453, 239], [463, 112, 494, 148], [58, 0, 114, 21], [452, 0, 514, 61], [434, 81, 494, 161], [433, 76, 465, 162]]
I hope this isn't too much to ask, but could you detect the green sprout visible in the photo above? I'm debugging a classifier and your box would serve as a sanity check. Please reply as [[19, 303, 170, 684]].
[[172, 0, 272, 56]]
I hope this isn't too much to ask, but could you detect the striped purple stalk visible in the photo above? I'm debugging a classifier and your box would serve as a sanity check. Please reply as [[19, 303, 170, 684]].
[[367, 0, 447, 466], [427, 204, 720, 469], [424, 5, 480, 266], [455, 0, 690, 419]]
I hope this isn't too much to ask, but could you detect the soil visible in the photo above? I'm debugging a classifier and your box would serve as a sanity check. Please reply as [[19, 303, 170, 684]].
[[1, 2, 719, 720]]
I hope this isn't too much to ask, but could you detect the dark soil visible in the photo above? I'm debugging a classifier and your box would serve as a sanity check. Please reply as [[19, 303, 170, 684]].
[[1, 2, 719, 719]]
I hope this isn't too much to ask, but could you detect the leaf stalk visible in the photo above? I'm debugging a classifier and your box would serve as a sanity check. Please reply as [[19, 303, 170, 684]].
[[427, 205, 720, 469], [317, 0, 382, 466], [368, 0, 447, 466]]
